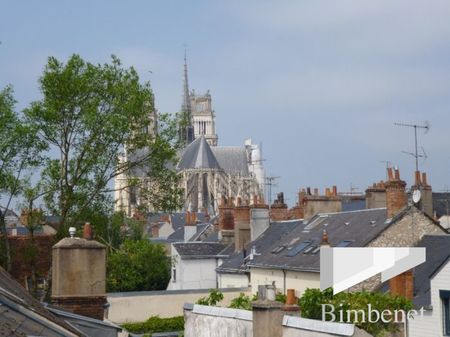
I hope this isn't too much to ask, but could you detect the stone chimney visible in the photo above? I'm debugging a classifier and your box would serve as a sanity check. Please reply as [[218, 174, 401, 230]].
[[184, 211, 197, 242], [252, 285, 283, 337], [389, 269, 414, 300], [385, 167, 407, 218], [365, 181, 386, 209], [412, 171, 433, 217], [302, 186, 342, 220], [250, 208, 270, 241], [270, 192, 289, 221], [51, 223, 107, 320], [234, 198, 251, 252]]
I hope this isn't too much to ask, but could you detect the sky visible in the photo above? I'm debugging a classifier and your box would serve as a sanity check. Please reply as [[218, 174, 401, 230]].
[[1, 0, 450, 207]]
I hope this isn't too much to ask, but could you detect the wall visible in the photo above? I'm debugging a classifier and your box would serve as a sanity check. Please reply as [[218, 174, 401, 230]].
[[408, 259, 450, 337], [107, 287, 250, 323], [184, 306, 252, 337], [7, 234, 55, 286], [167, 248, 220, 290], [218, 273, 250, 288], [350, 208, 446, 292], [250, 268, 319, 296]]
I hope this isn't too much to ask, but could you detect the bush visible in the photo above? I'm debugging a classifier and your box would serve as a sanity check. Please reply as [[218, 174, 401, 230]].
[[122, 316, 184, 334], [299, 288, 413, 337], [196, 289, 224, 306], [228, 293, 253, 310], [107, 239, 170, 292]]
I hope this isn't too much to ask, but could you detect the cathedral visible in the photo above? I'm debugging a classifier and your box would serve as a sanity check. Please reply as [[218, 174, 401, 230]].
[[114, 57, 265, 215]]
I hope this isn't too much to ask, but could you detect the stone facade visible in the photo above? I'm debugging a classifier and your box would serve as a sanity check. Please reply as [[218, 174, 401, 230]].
[[351, 207, 446, 292]]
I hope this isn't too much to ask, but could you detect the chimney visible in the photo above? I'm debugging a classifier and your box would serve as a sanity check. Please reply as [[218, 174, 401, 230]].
[[250, 208, 270, 241], [184, 211, 197, 242], [365, 180, 386, 209], [234, 201, 251, 252], [83, 222, 93, 240], [289, 190, 305, 220], [282, 289, 300, 315], [389, 269, 413, 300], [270, 192, 288, 221], [252, 285, 283, 337], [385, 167, 407, 218], [52, 225, 107, 320], [412, 171, 433, 217], [302, 187, 342, 220], [321, 229, 330, 247]]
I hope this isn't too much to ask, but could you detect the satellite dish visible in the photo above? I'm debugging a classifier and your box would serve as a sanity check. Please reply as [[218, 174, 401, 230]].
[[412, 189, 422, 204]]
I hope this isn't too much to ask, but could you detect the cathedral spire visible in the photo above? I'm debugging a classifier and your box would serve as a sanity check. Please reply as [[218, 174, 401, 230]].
[[179, 49, 195, 146]]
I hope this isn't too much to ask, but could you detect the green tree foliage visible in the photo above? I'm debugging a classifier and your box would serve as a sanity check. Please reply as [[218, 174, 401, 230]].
[[299, 288, 413, 336], [0, 86, 45, 271], [228, 293, 254, 310], [24, 54, 180, 236], [121, 316, 184, 335], [196, 289, 224, 306], [106, 239, 170, 292]]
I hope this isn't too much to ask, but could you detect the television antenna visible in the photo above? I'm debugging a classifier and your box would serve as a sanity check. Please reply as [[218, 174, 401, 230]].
[[265, 176, 279, 208], [394, 122, 429, 172]]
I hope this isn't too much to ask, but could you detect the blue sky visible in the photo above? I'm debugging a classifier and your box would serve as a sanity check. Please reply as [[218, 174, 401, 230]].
[[1, 0, 450, 206]]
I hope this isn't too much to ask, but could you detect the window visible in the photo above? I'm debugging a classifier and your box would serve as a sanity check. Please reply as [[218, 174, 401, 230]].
[[441, 290, 450, 335], [336, 240, 353, 247], [271, 246, 286, 254], [172, 268, 177, 283], [286, 241, 312, 257]]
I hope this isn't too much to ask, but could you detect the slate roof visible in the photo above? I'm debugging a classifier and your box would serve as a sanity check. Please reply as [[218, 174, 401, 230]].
[[217, 220, 301, 274], [0, 266, 86, 336], [218, 208, 390, 274], [173, 242, 230, 259], [211, 146, 249, 176], [433, 192, 450, 218], [410, 235, 450, 308], [177, 136, 221, 171]]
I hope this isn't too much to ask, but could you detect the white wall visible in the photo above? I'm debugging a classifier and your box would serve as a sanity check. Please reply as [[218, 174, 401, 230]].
[[409, 259, 450, 337], [250, 268, 320, 296], [218, 273, 250, 288], [168, 248, 219, 290], [107, 288, 250, 324]]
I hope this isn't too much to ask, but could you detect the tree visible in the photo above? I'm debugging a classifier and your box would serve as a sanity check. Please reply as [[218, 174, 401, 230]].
[[25, 54, 178, 235], [106, 239, 170, 292], [0, 86, 45, 271]]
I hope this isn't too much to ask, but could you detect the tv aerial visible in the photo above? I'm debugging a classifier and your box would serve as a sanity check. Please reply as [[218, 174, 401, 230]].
[[394, 122, 430, 172]]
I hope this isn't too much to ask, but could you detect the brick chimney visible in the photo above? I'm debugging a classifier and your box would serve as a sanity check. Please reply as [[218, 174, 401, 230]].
[[385, 167, 407, 218], [302, 186, 342, 220], [270, 192, 289, 221], [365, 181, 386, 209], [289, 189, 305, 220], [52, 223, 107, 320], [412, 171, 433, 217], [389, 269, 414, 300], [218, 196, 235, 244], [184, 211, 197, 242], [234, 198, 251, 252]]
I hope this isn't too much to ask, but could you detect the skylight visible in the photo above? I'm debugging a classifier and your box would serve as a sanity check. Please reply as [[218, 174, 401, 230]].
[[336, 240, 352, 247], [286, 241, 312, 257], [271, 246, 286, 254]]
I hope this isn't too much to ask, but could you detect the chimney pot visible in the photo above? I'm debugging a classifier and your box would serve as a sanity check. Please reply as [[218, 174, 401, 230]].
[[387, 167, 394, 180], [332, 186, 337, 196], [394, 168, 400, 180], [414, 171, 421, 185], [422, 172, 428, 186], [83, 223, 93, 240]]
